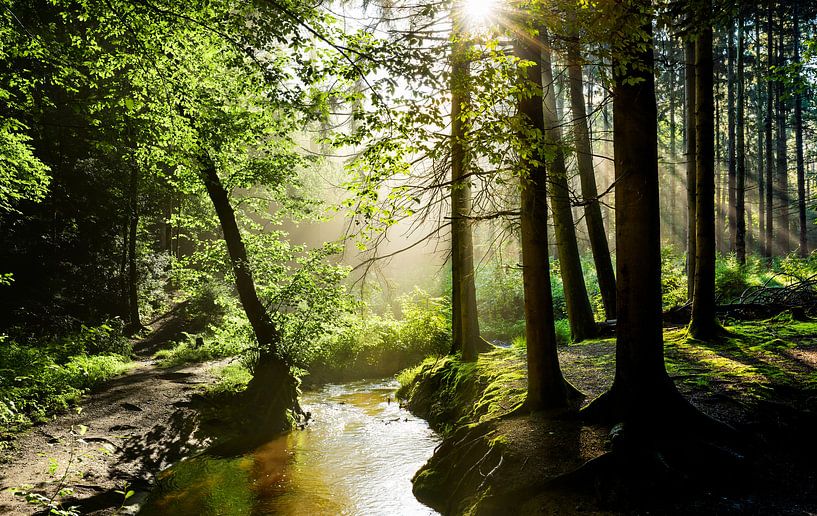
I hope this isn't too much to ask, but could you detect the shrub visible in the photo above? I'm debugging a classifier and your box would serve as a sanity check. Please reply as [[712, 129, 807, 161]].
[[554, 319, 572, 345], [661, 245, 688, 308], [0, 337, 129, 432], [715, 254, 752, 302], [305, 289, 451, 384], [475, 261, 525, 341]]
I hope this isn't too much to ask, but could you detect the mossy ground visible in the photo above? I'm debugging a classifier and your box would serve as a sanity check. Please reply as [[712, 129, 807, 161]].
[[399, 315, 817, 514]]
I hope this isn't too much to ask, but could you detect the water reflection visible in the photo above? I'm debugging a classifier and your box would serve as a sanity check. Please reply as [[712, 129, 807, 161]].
[[140, 379, 440, 515]]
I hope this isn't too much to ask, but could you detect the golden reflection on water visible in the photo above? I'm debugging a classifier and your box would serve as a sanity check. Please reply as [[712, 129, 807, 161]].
[[140, 380, 440, 515]]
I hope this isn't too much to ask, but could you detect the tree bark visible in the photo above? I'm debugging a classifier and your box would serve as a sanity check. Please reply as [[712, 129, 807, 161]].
[[736, 12, 746, 264], [201, 159, 299, 434], [689, 24, 720, 340], [794, 3, 807, 257], [764, 0, 775, 258], [755, 13, 765, 256], [581, 5, 689, 423], [449, 14, 483, 361], [127, 160, 141, 332], [774, 5, 789, 256], [120, 218, 128, 319], [685, 40, 697, 301], [514, 36, 573, 410], [727, 21, 737, 253], [669, 40, 678, 241], [541, 29, 597, 342], [567, 33, 616, 321]]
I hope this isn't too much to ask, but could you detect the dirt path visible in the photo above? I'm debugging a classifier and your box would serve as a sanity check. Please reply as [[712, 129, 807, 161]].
[[0, 352, 224, 515]]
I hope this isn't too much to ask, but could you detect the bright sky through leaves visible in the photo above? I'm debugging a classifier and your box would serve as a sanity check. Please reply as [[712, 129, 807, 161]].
[[462, 0, 498, 29]]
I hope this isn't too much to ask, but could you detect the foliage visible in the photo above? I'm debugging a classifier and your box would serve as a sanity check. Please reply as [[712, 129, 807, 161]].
[[475, 260, 525, 342], [554, 319, 572, 346], [0, 121, 50, 213], [0, 325, 130, 432], [137, 251, 176, 323], [305, 289, 450, 384], [661, 244, 688, 307]]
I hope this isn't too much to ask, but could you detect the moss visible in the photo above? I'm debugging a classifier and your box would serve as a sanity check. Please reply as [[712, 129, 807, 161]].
[[397, 349, 527, 434], [662, 318, 817, 403]]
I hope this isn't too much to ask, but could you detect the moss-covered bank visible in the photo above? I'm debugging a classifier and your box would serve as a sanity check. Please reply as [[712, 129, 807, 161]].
[[398, 316, 817, 514]]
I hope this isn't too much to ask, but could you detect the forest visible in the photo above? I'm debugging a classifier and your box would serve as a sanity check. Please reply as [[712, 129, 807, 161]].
[[1, 0, 817, 514]]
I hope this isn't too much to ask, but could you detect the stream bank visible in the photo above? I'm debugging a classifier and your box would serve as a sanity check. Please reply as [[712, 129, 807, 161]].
[[0, 357, 221, 515], [398, 321, 817, 514], [141, 379, 439, 515]]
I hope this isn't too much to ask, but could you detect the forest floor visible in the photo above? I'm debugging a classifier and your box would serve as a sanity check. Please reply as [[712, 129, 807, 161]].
[[0, 316, 225, 515], [403, 314, 817, 515]]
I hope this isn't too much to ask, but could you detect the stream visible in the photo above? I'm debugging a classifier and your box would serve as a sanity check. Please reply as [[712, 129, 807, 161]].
[[138, 379, 440, 515]]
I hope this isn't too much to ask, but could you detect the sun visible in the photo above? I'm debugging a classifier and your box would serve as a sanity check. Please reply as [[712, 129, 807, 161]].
[[461, 0, 498, 30]]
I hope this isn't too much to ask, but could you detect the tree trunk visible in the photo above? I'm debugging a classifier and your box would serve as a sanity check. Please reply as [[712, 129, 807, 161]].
[[201, 159, 299, 435], [774, 7, 788, 257], [764, 0, 774, 258], [715, 70, 724, 255], [567, 33, 616, 321], [120, 218, 128, 319], [449, 14, 483, 361], [794, 4, 807, 257], [581, 6, 689, 423], [756, 13, 765, 256], [541, 29, 597, 342], [736, 12, 746, 264], [689, 24, 721, 340], [514, 36, 574, 410], [727, 21, 737, 253], [127, 161, 141, 332], [685, 40, 697, 301], [669, 41, 678, 241]]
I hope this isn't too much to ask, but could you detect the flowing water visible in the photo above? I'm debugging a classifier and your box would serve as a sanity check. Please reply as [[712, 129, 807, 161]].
[[139, 379, 440, 515]]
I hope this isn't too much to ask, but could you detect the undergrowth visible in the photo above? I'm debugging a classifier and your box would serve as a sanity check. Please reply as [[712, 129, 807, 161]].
[[303, 289, 450, 384], [0, 322, 131, 433]]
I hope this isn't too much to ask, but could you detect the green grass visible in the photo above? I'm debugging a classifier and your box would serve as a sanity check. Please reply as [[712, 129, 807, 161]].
[[153, 334, 245, 368], [205, 362, 253, 395]]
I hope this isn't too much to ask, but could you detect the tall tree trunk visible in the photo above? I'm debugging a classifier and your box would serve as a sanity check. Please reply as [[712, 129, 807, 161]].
[[514, 36, 574, 410], [127, 160, 141, 332], [774, 7, 789, 256], [567, 32, 616, 321], [449, 14, 483, 361], [690, 24, 721, 340], [794, 3, 807, 257], [764, 0, 774, 258], [120, 218, 128, 318], [756, 13, 765, 256], [541, 29, 597, 342], [727, 21, 737, 253], [581, 5, 689, 423], [715, 70, 724, 255], [669, 42, 678, 241], [201, 159, 300, 435], [736, 12, 746, 264], [685, 40, 697, 301]]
